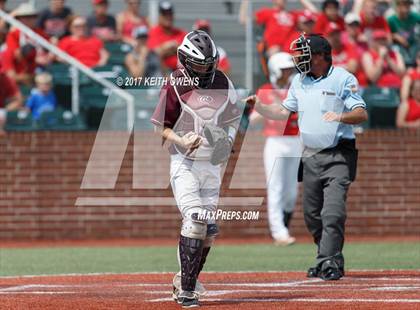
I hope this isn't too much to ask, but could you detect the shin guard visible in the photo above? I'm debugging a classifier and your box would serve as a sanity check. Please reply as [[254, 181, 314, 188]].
[[197, 247, 211, 277], [179, 235, 204, 292]]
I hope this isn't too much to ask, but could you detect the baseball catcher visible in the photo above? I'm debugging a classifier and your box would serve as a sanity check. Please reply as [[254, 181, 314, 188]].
[[151, 30, 241, 308]]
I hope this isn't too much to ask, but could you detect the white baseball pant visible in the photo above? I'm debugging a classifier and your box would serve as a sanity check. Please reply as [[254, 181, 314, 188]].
[[264, 136, 302, 239], [170, 154, 221, 225]]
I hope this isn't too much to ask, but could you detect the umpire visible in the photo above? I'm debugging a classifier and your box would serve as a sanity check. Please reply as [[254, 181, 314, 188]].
[[247, 34, 368, 280]]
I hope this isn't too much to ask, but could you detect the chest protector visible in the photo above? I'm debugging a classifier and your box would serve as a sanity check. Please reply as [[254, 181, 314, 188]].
[[172, 70, 235, 160]]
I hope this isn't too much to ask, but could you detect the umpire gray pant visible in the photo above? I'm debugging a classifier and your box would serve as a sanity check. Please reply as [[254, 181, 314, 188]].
[[301, 139, 357, 268]]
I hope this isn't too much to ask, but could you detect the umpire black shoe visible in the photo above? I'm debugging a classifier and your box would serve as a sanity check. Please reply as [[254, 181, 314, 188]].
[[178, 291, 200, 308], [307, 266, 320, 278], [319, 260, 343, 281]]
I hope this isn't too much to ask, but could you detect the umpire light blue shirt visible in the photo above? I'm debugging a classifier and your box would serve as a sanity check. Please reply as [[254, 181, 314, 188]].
[[282, 66, 366, 149]]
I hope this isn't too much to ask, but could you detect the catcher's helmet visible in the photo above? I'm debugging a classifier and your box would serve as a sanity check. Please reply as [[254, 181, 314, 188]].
[[177, 30, 219, 88], [290, 34, 331, 77], [267, 52, 295, 85]]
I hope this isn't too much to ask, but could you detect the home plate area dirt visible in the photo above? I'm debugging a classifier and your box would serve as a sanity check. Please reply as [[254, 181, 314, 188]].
[[1, 270, 419, 309]]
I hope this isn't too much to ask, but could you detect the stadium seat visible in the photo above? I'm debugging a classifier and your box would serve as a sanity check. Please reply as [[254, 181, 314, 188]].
[[93, 64, 130, 84], [5, 110, 36, 131], [105, 42, 132, 66], [134, 108, 154, 131], [362, 86, 400, 129], [47, 63, 91, 110], [132, 88, 159, 109], [19, 84, 32, 99], [47, 63, 72, 85], [37, 109, 87, 131], [80, 85, 113, 129], [80, 85, 111, 109]]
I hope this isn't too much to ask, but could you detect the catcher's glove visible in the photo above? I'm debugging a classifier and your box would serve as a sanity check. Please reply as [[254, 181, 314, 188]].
[[204, 124, 233, 165]]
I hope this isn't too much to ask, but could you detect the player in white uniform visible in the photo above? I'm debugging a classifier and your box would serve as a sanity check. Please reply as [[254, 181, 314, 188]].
[[250, 53, 302, 245], [151, 30, 241, 308]]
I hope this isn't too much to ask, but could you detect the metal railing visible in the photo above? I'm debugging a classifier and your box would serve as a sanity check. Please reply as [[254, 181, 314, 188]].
[[0, 8, 135, 131]]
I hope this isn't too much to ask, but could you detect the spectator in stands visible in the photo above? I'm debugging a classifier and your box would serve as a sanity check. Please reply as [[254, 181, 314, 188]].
[[58, 16, 109, 68], [25, 72, 57, 120], [248, 0, 297, 56], [193, 19, 231, 75], [296, 9, 316, 34], [87, 0, 118, 42], [387, 0, 420, 66], [283, 10, 316, 53], [326, 22, 358, 73], [148, 1, 186, 73], [3, 3, 49, 86], [361, 30, 405, 88], [342, 12, 368, 56], [0, 65, 22, 135], [396, 79, 420, 128], [37, 0, 73, 41], [301, 0, 346, 35], [125, 26, 161, 80], [401, 50, 420, 102], [116, 0, 148, 46], [356, 0, 391, 39]]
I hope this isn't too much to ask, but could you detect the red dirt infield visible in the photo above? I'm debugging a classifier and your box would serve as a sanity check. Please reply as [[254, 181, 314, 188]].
[[1, 270, 419, 309]]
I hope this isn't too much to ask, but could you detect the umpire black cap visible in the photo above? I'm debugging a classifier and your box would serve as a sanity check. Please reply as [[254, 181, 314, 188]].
[[307, 34, 332, 55]]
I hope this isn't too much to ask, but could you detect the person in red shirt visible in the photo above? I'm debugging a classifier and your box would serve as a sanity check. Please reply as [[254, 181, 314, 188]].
[[253, 0, 297, 56], [296, 9, 316, 35], [357, 0, 391, 39], [361, 30, 405, 88], [284, 9, 316, 53], [401, 51, 420, 102], [250, 52, 301, 246], [192, 19, 231, 75], [325, 22, 358, 73], [0, 68, 22, 136], [341, 12, 368, 57], [314, 0, 345, 35], [3, 3, 49, 86], [116, 0, 148, 46], [147, 1, 186, 72], [396, 79, 420, 128], [58, 16, 109, 68]]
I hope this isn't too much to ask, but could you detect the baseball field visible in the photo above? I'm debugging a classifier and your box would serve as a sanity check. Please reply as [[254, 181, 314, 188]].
[[1, 237, 419, 309]]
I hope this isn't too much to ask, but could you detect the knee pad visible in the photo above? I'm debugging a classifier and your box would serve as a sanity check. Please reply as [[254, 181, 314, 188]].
[[181, 215, 207, 240]]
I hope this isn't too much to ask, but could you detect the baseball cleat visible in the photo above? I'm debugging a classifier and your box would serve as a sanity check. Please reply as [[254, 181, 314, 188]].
[[172, 272, 207, 298], [274, 236, 296, 246], [178, 291, 200, 308]]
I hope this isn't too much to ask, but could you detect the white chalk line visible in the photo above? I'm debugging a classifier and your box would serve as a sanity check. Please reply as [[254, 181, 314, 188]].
[[366, 286, 420, 291], [0, 269, 419, 279], [0, 291, 77, 295], [1, 279, 420, 300], [148, 297, 420, 303]]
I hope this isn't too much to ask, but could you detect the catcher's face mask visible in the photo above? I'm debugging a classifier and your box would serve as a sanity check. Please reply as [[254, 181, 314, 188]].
[[290, 34, 312, 78]]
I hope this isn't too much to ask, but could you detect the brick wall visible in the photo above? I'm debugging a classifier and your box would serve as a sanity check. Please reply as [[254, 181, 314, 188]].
[[0, 130, 419, 240]]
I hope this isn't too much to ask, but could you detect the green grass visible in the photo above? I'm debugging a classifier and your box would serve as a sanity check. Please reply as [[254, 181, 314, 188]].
[[0, 242, 419, 276]]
